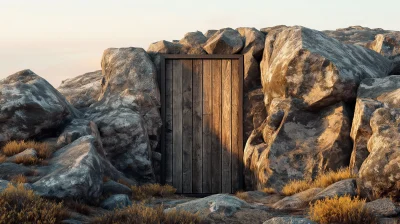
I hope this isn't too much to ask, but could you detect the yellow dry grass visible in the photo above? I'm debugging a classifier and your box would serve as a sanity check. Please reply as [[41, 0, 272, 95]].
[[235, 191, 249, 201], [91, 203, 200, 224], [131, 183, 177, 201], [282, 168, 355, 196], [0, 154, 6, 163], [2, 140, 52, 159], [0, 184, 68, 223], [10, 174, 28, 184], [262, 187, 277, 194], [14, 155, 39, 165], [309, 195, 377, 224]]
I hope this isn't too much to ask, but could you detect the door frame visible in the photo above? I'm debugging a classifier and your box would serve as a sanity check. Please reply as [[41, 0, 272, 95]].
[[159, 54, 244, 192]]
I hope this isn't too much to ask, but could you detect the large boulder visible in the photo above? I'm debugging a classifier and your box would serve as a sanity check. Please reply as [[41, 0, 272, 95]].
[[323, 26, 389, 46], [365, 198, 399, 217], [147, 40, 187, 75], [350, 76, 400, 173], [57, 119, 92, 148], [311, 179, 357, 202], [203, 28, 244, 54], [0, 70, 80, 146], [243, 88, 267, 139], [244, 99, 352, 190], [86, 47, 160, 183], [358, 108, 400, 199], [367, 32, 400, 75], [179, 31, 208, 54], [100, 194, 132, 210], [57, 70, 102, 109], [260, 26, 392, 109], [273, 188, 323, 210]]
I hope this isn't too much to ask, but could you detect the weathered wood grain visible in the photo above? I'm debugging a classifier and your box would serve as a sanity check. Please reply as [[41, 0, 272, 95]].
[[221, 59, 232, 193], [192, 59, 203, 193], [182, 60, 193, 193], [172, 59, 183, 193]]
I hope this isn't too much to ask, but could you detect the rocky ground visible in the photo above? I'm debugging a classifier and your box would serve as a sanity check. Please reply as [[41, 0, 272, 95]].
[[1, 25, 400, 223]]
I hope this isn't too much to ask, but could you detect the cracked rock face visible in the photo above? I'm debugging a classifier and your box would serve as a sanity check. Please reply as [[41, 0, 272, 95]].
[[203, 28, 244, 54], [358, 108, 400, 199], [260, 26, 392, 109], [58, 70, 103, 109], [0, 69, 80, 146]]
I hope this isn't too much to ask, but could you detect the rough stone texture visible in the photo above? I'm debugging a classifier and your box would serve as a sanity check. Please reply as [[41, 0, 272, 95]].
[[86, 48, 160, 183], [260, 25, 289, 35], [263, 217, 316, 224], [260, 26, 392, 109], [102, 180, 132, 195], [272, 188, 323, 210], [0, 162, 35, 180], [203, 28, 244, 54], [365, 198, 399, 217], [7, 148, 37, 163], [350, 76, 400, 173], [205, 30, 218, 39], [312, 179, 357, 202], [33, 126, 129, 200], [244, 88, 267, 140], [237, 27, 265, 89], [358, 108, 400, 199], [58, 70, 102, 109], [100, 194, 132, 210], [57, 119, 92, 148], [165, 194, 252, 218], [0, 70, 80, 146], [323, 26, 389, 46], [147, 40, 187, 75], [179, 31, 208, 54], [244, 99, 352, 190]]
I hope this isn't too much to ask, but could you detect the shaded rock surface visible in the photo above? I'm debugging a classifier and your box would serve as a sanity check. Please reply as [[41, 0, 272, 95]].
[[203, 28, 244, 54], [58, 70, 102, 109], [57, 119, 92, 148], [102, 180, 132, 195], [358, 108, 400, 199], [273, 188, 322, 210], [263, 217, 316, 224], [0, 162, 35, 180], [365, 198, 399, 217], [7, 148, 37, 163], [0, 70, 80, 146], [100, 194, 132, 210], [312, 179, 357, 202], [179, 31, 208, 54]]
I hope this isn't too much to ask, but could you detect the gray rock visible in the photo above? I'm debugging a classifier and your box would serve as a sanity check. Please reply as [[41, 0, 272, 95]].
[[377, 218, 400, 224], [244, 88, 267, 140], [87, 47, 160, 183], [57, 119, 92, 148], [365, 198, 399, 217], [100, 194, 132, 210], [58, 70, 102, 109], [0, 70, 80, 145], [165, 194, 251, 217], [0, 162, 35, 180], [260, 25, 289, 35], [0, 179, 10, 192], [263, 217, 316, 224], [102, 180, 132, 195], [244, 99, 352, 189], [358, 108, 400, 199], [179, 31, 207, 55], [273, 188, 323, 210], [312, 179, 357, 202], [205, 30, 218, 39], [7, 148, 37, 163], [203, 28, 244, 54], [323, 26, 389, 46], [260, 26, 392, 109]]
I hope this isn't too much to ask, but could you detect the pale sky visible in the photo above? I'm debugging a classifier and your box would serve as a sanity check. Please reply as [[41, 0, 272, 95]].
[[1, 0, 399, 87]]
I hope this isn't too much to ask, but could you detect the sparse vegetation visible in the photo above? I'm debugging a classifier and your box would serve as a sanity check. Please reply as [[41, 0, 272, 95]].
[[131, 183, 177, 201], [91, 203, 200, 224], [282, 168, 355, 196], [0, 184, 68, 224], [0, 154, 6, 163], [64, 200, 92, 215], [2, 140, 52, 159], [262, 187, 277, 194], [309, 195, 377, 224], [14, 154, 39, 165], [10, 174, 28, 184], [235, 191, 249, 201]]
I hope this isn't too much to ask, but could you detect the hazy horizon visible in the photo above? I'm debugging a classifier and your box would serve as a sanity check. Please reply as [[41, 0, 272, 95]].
[[2, 0, 400, 87]]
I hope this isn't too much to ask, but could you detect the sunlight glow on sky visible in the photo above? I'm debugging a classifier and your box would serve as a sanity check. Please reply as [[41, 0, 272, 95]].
[[1, 0, 399, 87]]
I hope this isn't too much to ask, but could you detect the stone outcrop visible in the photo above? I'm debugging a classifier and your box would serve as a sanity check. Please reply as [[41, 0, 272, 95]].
[[358, 108, 400, 199], [273, 188, 322, 210], [311, 179, 357, 202], [58, 70, 103, 109], [203, 28, 244, 54], [0, 70, 80, 146], [179, 31, 208, 54], [86, 47, 160, 183], [350, 76, 400, 173], [245, 99, 352, 189]]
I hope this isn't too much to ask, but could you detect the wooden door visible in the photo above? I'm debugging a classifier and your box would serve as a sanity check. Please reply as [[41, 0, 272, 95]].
[[160, 55, 244, 194]]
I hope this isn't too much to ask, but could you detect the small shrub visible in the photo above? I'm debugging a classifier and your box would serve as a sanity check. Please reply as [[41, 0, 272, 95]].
[[91, 203, 200, 224], [262, 187, 276, 194], [309, 195, 377, 224], [0, 184, 68, 223], [282, 168, 355, 196], [282, 179, 310, 196], [14, 155, 39, 165], [131, 184, 177, 201], [2, 140, 52, 159], [10, 174, 28, 184]]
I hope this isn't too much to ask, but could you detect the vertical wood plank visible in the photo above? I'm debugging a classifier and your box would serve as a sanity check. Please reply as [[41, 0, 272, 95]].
[[202, 60, 212, 193], [192, 59, 203, 193], [221, 59, 232, 193], [238, 56, 244, 191], [172, 59, 183, 193], [165, 59, 173, 185], [182, 60, 193, 193], [231, 59, 241, 193], [211, 59, 222, 193]]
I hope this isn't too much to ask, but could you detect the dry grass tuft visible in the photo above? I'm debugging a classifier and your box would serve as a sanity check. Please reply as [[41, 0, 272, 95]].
[[235, 191, 249, 201], [2, 140, 52, 159], [282, 168, 355, 196], [262, 187, 277, 194], [0, 154, 6, 163], [64, 200, 92, 215], [91, 203, 200, 224], [10, 174, 28, 184], [131, 184, 176, 201], [0, 183, 68, 223], [309, 195, 377, 224], [14, 155, 39, 165]]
